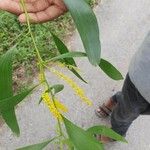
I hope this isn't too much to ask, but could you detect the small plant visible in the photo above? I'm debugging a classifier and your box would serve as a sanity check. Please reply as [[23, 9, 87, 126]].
[[0, 0, 126, 149]]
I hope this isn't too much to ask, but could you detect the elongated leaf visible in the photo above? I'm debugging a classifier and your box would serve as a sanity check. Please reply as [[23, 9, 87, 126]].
[[84, 0, 91, 4], [0, 48, 15, 100], [70, 68, 87, 83], [51, 33, 87, 83], [63, 0, 101, 66], [17, 138, 57, 150], [0, 87, 35, 112], [0, 87, 36, 135], [50, 84, 64, 95], [0, 46, 37, 135], [99, 59, 123, 80], [51, 32, 76, 66], [2, 109, 19, 136], [87, 126, 127, 143], [47, 52, 88, 83], [47, 52, 87, 62], [62, 139, 75, 150], [63, 116, 103, 150]]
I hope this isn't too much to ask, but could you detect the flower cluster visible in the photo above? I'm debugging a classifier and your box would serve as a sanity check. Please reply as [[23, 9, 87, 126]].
[[42, 92, 62, 120], [42, 92, 68, 120], [39, 72, 45, 83], [54, 99, 68, 113], [50, 68, 92, 106]]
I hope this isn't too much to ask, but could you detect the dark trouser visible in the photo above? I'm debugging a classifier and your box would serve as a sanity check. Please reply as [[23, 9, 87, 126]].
[[111, 74, 150, 136]]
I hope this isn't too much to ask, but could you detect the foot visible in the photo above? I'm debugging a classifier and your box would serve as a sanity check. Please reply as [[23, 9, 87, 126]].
[[95, 98, 117, 118], [97, 135, 114, 144]]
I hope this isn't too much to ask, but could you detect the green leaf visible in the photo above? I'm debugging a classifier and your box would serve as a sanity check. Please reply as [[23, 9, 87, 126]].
[[99, 59, 123, 80], [63, 116, 104, 150], [50, 84, 64, 95], [62, 139, 75, 150], [51, 32, 77, 66], [87, 126, 127, 143], [63, 0, 101, 66], [0, 48, 15, 100], [2, 109, 19, 136], [47, 52, 87, 62], [0, 87, 36, 135], [84, 0, 91, 4], [70, 68, 87, 83], [51, 33, 87, 83], [0, 87, 35, 112], [17, 138, 57, 150]]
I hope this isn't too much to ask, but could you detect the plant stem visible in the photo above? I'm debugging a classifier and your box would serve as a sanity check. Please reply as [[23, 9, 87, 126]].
[[20, 0, 42, 63], [20, 0, 66, 146]]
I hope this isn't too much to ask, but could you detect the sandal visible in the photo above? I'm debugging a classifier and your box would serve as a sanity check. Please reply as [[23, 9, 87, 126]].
[[95, 103, 112, 118]]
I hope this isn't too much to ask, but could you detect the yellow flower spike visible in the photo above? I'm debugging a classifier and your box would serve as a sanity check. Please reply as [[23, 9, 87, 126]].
[[50, 68, 92, 106], [54, 99, 68, 113], [39, 73, 45, 83], [42, 92, 62, 121]]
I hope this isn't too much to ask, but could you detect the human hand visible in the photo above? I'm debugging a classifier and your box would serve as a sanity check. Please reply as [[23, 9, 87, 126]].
[[0, 0, 67, 23]]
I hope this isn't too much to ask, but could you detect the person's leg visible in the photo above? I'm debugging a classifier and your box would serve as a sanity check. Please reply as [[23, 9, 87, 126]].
[[100, 74, 150, 143], [111, 74, 150, 136]]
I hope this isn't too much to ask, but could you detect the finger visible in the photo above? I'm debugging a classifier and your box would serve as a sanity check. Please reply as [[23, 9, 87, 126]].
[[13, 0, 37, 2], [18, 5, 66, 23], [0, 0, 52, 15], [14, 0, 52, 13], [0, 0, 22, 15]]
